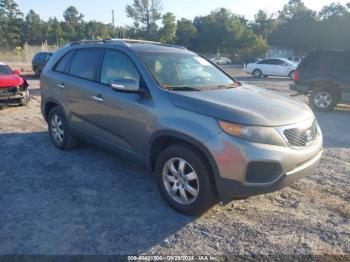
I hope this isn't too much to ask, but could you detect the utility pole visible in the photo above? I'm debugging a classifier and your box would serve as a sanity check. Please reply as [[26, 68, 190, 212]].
[[112, 10, 116, 38]]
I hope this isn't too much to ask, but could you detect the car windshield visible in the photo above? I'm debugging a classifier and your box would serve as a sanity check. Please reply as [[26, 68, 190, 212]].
[[138, 51, 236, 91], [0, 65, 13, 75]]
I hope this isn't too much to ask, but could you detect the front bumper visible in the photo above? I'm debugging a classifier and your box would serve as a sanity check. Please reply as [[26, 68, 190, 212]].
[[205, 129, 323, 203], [0, 86, 28, 103]]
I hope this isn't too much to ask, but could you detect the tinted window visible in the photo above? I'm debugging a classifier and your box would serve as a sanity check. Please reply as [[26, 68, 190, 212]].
[[101, 50, 140, 85], [69, 49, 103, 81], [270, 59, 284, 65], [258, 59, 271, 65], [54, 51, 75, 73], [0, 65, 13, 75], [301, 51, 343, 71]]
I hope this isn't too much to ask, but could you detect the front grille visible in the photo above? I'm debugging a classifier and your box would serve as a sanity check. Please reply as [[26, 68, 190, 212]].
[[283, 120, 318, 148]]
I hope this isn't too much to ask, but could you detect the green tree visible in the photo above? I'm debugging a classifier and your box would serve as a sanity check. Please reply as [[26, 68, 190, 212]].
[[85, 21, 110, 40], [62, 6, 85, 41], [251, 10, 276, 40], [126, 0, 162, 39], [0, 0, 23, 47], [159, 12, 176, 43], [278, 0, 316, 21], [319, 3, 349, 20], [175, 18, 197, 48], [23, 10, 43, 45], [47, 17, 64, 45]]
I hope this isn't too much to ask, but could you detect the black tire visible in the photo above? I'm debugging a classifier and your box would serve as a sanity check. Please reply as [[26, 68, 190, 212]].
[[48, 107, 78, 150], [155, 144, 217, 216], [253, 69, 262, 78], [309, 87, 339, 112], [19, 88, 30, 106]]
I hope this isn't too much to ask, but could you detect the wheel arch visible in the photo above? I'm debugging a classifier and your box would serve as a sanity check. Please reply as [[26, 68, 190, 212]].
[[311, 80, 341, 99], [43, 98, 65, 122], [147, 130, 220, 192]]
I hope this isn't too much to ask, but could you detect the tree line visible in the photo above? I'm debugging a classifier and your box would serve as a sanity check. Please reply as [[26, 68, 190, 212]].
[[1, 0, 350, 59]]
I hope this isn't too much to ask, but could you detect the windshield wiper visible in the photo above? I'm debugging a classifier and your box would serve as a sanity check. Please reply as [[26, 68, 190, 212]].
[[166, 86, 200, 91]]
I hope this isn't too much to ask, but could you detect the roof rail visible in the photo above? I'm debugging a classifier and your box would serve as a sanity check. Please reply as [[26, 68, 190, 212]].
[[68, 38, 187, 50]]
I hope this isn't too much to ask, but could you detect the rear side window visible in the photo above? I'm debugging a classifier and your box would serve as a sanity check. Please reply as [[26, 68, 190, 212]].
[[300, 51, 343, 71], [69, 49, 103, 81], [100, 50, 140, 85], [54, 51, 75, 73]]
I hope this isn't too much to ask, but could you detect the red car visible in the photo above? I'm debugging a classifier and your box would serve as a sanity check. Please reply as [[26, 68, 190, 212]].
[[0, 62, 30, 106]]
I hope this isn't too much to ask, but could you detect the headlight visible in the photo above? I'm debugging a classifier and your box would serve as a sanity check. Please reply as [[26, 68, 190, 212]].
[[218, 120, 286, 146]]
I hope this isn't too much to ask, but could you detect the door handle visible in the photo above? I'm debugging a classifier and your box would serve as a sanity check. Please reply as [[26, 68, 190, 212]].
[[92, 95, 104, 103], [57, 83, 65, 89]]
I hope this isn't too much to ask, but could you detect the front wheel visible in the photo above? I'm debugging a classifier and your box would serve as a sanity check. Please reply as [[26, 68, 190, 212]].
[[253, 69, 262, 78], [155, 144, 217, 216], [48, 107, 78, 150], [309, 88, 339, 112]]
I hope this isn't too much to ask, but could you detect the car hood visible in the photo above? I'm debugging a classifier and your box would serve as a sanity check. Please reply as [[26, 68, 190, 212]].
[[168, 84, 314, 127], [0, 74, 24, 88]]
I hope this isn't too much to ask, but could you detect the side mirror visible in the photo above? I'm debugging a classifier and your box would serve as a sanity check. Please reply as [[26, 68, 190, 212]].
[[13, 69, 21, 75], [111, 78, 140, 93]]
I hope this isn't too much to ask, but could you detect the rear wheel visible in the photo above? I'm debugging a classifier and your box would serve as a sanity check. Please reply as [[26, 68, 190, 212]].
[[48, 107, 78, 150], [310, 88, 339, 112], [253, 69, 262, 78], [155, 144, 217, 216]]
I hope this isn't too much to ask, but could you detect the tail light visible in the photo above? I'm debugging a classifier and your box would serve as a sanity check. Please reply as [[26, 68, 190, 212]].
[[293, 70, 299, 81]]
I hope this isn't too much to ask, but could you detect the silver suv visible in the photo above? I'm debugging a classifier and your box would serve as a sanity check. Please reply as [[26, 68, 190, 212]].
[[41, 39, 323, 216]]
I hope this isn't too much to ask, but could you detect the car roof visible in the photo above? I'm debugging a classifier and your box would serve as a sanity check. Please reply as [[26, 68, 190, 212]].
[[128, 43, 188, 53]]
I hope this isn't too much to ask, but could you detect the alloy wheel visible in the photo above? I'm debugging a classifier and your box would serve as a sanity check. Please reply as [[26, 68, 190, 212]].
[[51, 114, 64, 144], [162, 158, 200, 205], [314, 91, 332, 109]]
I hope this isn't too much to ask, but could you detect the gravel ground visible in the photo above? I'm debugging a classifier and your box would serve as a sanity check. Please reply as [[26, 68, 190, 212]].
[[0, 70, 349, 257]]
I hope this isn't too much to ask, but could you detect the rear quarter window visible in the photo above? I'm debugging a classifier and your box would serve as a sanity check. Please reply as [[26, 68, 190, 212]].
[[54, 51, 76, 74], [300, 51, 343, 71]]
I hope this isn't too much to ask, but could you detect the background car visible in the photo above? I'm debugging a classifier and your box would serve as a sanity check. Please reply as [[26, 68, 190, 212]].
[[0, 62, 30, 106], [245, 58, 297, 79], [210, 57, 232, 65], [288, 56, 302, 65], [290, 49, 350, 111], [32, 51, 53, 76]]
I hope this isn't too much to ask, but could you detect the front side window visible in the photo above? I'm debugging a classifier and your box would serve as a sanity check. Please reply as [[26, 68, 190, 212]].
[[0, 65, 13, 75], [138, 51, 235, 90], [100, 50, 140, 85], [69, 49, 103, 81]]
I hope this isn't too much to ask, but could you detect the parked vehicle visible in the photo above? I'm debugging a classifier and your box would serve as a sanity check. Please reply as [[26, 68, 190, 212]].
[[0, 62, 30, 106], [41, 39, 323, 216], [290, 50, 350, 111], [32, 52, 53, 76], [245, 58, 297, 79], [288, 56, 302, 65], [210, 57, 232, 65]]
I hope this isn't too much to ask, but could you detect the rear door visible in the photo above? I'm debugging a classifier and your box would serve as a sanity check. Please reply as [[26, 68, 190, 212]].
[[269, 59, 290, 76], [60, 48, 105, 133]]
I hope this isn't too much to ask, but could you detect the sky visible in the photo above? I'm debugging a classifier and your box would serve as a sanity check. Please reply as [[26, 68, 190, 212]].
[[15, 0, 349, 25]]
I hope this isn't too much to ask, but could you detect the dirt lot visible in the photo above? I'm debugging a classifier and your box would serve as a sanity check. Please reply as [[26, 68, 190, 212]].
[[0, 69, 349, 257]]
